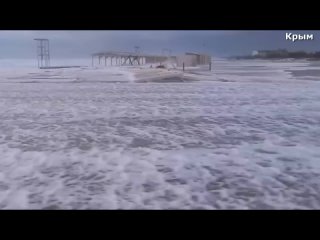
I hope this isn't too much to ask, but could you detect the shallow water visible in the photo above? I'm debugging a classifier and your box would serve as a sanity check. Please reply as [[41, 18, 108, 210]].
[[0, 59, 320, 209]]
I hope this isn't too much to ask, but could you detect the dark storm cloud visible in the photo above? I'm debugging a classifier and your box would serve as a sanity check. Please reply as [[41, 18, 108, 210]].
[[0, 30, 320, 58]]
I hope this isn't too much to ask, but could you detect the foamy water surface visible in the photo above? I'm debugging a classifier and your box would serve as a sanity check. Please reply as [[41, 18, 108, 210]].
[[0, 59, 320, 209]]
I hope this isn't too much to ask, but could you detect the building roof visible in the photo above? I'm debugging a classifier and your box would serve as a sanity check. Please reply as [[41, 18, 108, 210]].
[[92, 51, 169, 58]]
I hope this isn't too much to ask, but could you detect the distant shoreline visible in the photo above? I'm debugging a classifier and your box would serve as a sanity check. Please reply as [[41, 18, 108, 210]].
[[229, 56, 320, 61]]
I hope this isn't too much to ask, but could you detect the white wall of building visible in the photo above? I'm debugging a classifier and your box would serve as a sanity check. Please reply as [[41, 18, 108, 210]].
[[177, 55, 197, 67]]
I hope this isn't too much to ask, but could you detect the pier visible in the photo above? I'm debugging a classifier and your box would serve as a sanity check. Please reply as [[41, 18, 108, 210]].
[[91, 51, 169, 66]]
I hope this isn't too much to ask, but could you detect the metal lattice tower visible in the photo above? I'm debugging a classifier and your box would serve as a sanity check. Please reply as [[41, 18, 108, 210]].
[[34, 38, 50, 68]]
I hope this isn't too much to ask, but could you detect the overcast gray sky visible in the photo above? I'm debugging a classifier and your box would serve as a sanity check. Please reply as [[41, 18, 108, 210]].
[[0, 30, 320, 58]]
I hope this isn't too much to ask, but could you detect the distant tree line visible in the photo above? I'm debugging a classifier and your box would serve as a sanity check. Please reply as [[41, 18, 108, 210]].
[[231, 49, 320, 60]]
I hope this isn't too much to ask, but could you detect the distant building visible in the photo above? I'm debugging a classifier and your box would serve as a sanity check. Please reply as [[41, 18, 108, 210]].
[[251, 49, 289, 58], [177, 52, 211, 67], [251, 50, 259, 56]]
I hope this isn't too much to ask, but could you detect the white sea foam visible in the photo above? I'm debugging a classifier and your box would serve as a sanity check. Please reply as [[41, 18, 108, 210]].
[[0, 58, 320, 209]]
